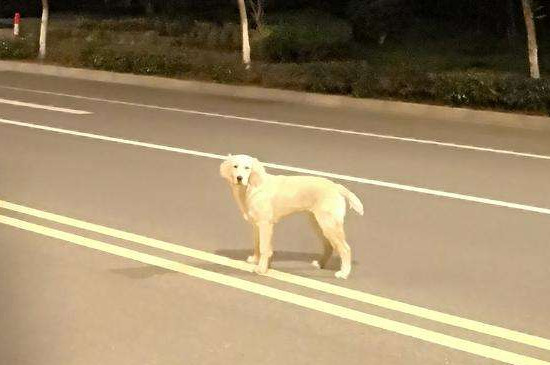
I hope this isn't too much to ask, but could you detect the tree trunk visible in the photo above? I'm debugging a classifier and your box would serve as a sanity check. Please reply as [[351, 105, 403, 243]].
[[146, 0, 154, 15], [237, 0, 251, 69], [38, 0, 49, 60], [521, 0, 540, 79], [506, 0, 517, 42], [248, 0, 264, 30]]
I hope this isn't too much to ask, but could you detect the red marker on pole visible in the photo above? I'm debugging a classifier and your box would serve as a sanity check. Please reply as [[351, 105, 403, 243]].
[[13, 13, 20, 37]]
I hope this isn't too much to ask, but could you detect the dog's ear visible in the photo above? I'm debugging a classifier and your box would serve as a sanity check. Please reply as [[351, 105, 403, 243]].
[[219, 158, 233, 183], [249, 158, 267, 188]]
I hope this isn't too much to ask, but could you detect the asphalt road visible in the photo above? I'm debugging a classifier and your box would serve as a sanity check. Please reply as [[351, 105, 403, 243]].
[[0, 71, 549, 365]]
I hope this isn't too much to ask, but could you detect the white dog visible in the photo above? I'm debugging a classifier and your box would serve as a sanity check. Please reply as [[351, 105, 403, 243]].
[[220, 154, 363, 279]]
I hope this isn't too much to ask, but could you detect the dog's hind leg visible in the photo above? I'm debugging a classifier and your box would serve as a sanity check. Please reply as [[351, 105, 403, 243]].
[[309, 213, 333, 269], [315, 211, 351, 279], [333, 237, 351, 279]]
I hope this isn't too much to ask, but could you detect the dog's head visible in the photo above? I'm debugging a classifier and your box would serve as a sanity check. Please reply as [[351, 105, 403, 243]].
[[220, 154, 266, 187]]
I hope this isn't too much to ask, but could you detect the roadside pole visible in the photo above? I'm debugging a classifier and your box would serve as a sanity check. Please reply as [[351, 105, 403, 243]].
[[13, 13, 20, 37]]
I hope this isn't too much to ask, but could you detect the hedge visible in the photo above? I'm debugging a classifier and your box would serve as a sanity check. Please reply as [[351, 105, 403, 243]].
[[254, 10, 354, 62], [75, 47, 550, 114]]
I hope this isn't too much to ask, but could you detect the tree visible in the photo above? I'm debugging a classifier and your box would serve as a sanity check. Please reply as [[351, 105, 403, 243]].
[[38, 0, 49, 60], [237, 0, 251, 68], [248, 0, 264, 31], [521, 0, 540, 78], [506, 0, 518, 42], [145, 0, 154, 15]]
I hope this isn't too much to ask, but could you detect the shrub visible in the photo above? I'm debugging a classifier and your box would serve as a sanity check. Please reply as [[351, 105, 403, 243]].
[[158, 19, 191, 36], [78, 46, 249, 84], [346, 0, 413, 43], [80, 47, 176, 75], [76, 45, 550, 115], [77, 17, 153, 32], [352, 69, 438, 101], [49, 28, 79, 42], [353, 70, 550, 113], [0, 38, 34, 59], [254, 10, 353, 62], [260, 63, 550, 114], [433, 72, 550, 112], [260, 61, 368, 95], [76, 16, 195, 37], [180, 21, 241, 51]]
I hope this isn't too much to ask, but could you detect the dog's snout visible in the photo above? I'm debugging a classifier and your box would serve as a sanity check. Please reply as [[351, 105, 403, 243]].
[[237, 176, 243, 182]]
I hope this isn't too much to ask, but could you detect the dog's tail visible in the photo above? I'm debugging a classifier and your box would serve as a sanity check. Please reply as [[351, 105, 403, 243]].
[[337, 185, 364, 216]]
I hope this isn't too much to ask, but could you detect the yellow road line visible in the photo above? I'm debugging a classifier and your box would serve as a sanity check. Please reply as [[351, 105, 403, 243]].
[[0, 214, 548, 365], [2, 198, 549, 351]]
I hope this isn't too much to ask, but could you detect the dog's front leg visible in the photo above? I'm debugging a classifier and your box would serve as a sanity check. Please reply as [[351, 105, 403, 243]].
[[231, 186, 249, 222], [254, 221, 273, 275], [246, 226, 260, 264]]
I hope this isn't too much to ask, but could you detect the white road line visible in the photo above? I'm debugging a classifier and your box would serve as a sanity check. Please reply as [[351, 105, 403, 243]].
[[1, 215, 548, 365], [1, 85, 549, 160], [2, 198, 548, 351], [1, 118, 550, 216], [0, 97, 92, 115]]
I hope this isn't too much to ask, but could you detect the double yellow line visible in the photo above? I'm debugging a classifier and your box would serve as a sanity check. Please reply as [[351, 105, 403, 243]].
[[1, 199, 549, 365]]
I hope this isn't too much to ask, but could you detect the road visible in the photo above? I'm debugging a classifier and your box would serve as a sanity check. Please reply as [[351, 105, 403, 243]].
[[0, 71, 549, 365]]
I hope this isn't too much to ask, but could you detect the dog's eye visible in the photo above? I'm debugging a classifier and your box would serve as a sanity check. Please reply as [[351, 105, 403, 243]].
[[245, 166, 250, 170], [233, 165, 238, 168]]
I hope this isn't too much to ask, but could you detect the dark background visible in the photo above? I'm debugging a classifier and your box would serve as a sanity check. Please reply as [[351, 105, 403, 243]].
[[0, 0, 548, 44]]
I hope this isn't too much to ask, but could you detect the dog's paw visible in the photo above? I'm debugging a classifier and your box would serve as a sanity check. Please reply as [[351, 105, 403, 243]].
[[254, 265, 268, 275], [246, 255, 259, 264], [334, 270, 349, 279], [311, 260, 321, 269]]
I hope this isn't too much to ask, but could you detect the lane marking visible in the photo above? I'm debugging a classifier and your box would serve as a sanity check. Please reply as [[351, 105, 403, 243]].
[[2, 198, 549, 351], [1, 215, 548, 365], [1, 118, 550, 216], [1, 85, 549, 161], [0, 97, 91, 115]]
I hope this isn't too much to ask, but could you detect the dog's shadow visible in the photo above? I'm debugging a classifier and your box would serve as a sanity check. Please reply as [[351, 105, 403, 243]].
[[216, 249, 316, 262], [109, 252, 358, 280], [215, 249, 358, 267]]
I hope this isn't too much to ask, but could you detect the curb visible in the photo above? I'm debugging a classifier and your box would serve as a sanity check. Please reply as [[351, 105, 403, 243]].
[[1, 60, 549, 131]]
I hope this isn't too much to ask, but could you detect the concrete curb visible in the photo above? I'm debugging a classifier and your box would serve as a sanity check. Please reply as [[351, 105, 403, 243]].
[[1, 60, 549, 131]]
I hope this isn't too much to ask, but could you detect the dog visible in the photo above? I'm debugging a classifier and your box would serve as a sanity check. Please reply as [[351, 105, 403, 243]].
[[220, 154, 363, 279]]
